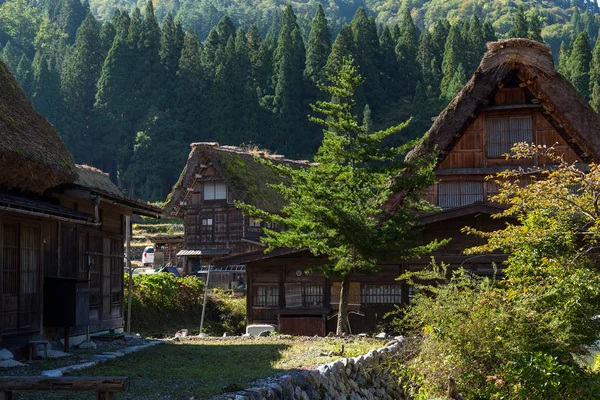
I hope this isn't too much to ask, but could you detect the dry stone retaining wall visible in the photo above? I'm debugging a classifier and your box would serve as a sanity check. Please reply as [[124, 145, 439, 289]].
[[214, 340, 405, 400]]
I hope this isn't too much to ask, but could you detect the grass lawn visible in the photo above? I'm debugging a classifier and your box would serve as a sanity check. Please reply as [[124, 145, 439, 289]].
[[14, 336, 386, 400]]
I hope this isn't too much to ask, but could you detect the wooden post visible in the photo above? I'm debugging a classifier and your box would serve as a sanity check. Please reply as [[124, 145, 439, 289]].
[[0, 391, 13, 400], [97, 393, 113, 400], [64, 327, 69, 352], [125, 215, 132, 333]]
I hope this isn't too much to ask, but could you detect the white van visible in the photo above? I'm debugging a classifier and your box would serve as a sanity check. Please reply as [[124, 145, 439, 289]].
[[142, 246, 155, 266]]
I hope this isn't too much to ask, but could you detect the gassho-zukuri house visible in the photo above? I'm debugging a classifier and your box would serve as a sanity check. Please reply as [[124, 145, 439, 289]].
[[0, 59, 161, 357], [213, 38, 600, 336], [162, 142, 312, 289]]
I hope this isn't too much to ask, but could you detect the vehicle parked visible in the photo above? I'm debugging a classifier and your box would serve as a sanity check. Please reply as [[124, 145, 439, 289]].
[[142, 246, 154, 266]]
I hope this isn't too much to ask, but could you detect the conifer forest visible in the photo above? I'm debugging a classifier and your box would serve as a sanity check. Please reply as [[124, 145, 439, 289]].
[[1, 0, 600, 201]]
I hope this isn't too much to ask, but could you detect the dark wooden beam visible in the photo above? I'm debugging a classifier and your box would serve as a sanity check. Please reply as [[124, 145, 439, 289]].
[[0, 377, 129, 392]]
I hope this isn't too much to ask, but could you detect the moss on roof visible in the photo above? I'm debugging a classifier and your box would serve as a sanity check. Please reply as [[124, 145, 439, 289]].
[[163, 143, 311, 216], [0, 60, 76, 193]]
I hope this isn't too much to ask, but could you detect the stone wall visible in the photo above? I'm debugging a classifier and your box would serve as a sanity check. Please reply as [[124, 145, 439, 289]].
[[213, 340, 405, 400]]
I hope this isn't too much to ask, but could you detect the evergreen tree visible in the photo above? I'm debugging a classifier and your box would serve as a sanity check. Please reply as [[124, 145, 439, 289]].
[[571, 6, 583, 37], [350, 8, 382, 108], [160, 12, 184, 109], [99, 20, 116, 58], [440, 24, 464, 98], [175, 29, 204, 144], [304, 4, 331, 85], [272, 6, 306, 124], [94, 9, 136, 178], [467, 15, 486, 73], [325, 24, 355, 75], [32, 52, 62, 123], [125, 109, 187, 199], [529, 13, 544, 42], [441, 63, 466, 103], [16, 54, 33, 95], [137, 1, 163, 109], [1, 40, 20, 73], [380, 26, 401, 98], [568, 31, 592, 99], [509, 6, 529, 38], [558, 41, 571, 78], [430, 18, 450, 87], [590, 35, 600, 111], [55, 0, 87, 42], [238, 58, 440, 334], [395, 7, 420, 97], [61, 12, 103, 160], [483, 19, 497, 42]]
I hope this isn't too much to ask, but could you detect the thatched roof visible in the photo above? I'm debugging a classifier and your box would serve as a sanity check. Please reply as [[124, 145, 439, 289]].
[[0, 60, 76, 193], [163, 143, 312, 217], [407, 38, 600, 164], [74, 164, 162, 217], [75, 164, 123, 196]]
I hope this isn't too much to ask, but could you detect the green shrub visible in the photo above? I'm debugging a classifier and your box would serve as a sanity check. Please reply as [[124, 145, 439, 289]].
[[394, 263, 600, 400], [124, 273, 246, 336]]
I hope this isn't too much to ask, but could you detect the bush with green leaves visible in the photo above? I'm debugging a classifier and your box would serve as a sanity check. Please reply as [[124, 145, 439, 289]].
[[394, 145, 600, 399], [125, 273, 246, 336]]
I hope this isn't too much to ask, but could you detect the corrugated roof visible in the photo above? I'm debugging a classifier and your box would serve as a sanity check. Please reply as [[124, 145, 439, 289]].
[[176, 249, 232, 256]]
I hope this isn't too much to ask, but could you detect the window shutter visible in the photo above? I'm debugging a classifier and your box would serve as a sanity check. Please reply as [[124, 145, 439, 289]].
[[215, 182, 227, 199], [203, 182, 215, 200]]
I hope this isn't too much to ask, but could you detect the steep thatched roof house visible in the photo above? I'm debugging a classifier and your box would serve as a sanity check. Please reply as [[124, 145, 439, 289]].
[[395, 38, 600, 275], [163, 143, 311, 286], [0, 60, 161, 357], [217, 39, 600, 336], [0, 62, 77, 193]]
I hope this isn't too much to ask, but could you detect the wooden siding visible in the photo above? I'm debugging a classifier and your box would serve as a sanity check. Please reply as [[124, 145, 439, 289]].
[[439, 107, 579, 171], [0, 193, 129, 343], [246, 259, 404, 335]]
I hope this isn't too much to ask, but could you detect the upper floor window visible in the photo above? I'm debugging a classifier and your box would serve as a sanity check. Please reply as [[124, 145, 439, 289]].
[[248, 217, 262, 228], [486, 117, 532, 157], [438, 182, 484, 209], [204, 181, 227, 201]]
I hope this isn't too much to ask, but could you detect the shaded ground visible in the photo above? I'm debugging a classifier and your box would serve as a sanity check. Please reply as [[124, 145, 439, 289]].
[[2, 334, 150, 377], [12, 336, 386, 400]]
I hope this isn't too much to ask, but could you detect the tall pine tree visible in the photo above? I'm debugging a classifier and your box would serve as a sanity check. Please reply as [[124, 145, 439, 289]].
[[568, 31, 592, 99], [304, 4, 331, 85], [395, 8, 420, 97]]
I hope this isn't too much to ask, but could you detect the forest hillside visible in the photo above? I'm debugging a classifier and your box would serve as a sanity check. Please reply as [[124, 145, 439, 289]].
[[0, 0, 599, 200]]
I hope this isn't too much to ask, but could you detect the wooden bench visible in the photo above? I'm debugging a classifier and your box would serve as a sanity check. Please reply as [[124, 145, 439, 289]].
[[0, 376, 129, 400]]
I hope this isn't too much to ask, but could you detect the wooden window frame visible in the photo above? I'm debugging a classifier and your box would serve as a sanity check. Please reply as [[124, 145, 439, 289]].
[[203, 181, 227, 201], [438, 181, 484, 209], [361, 284, 402, 305], [253, 284, 279, 307], [486, 116, 533, 158]]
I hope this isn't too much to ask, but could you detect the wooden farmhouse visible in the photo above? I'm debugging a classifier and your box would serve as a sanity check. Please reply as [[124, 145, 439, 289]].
[[0, 60, 161, 356], [162, 143, 312, 288], [215, 38, 600, 336]]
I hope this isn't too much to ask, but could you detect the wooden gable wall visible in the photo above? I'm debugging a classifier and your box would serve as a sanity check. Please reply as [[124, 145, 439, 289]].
[[423, 87, 582, 208]]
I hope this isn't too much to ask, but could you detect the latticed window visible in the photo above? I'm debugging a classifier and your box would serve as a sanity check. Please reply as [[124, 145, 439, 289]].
[[438, 182, 484, 209], [302, 285, 323, 306], [487, 117, 532, 157], [361, 284, 402, 305], [254, 285, 279, 306], [285, 283, 323, 308]]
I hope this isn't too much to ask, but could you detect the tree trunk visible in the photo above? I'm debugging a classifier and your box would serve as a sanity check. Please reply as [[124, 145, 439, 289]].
[[336, 274, 351, 335]]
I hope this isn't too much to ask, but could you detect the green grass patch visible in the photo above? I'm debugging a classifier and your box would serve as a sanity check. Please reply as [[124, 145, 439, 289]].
[[13, 337, 386, 400]]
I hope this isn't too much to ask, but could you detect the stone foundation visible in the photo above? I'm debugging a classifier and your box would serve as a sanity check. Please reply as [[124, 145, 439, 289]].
[[213, 340, 405, 400]]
